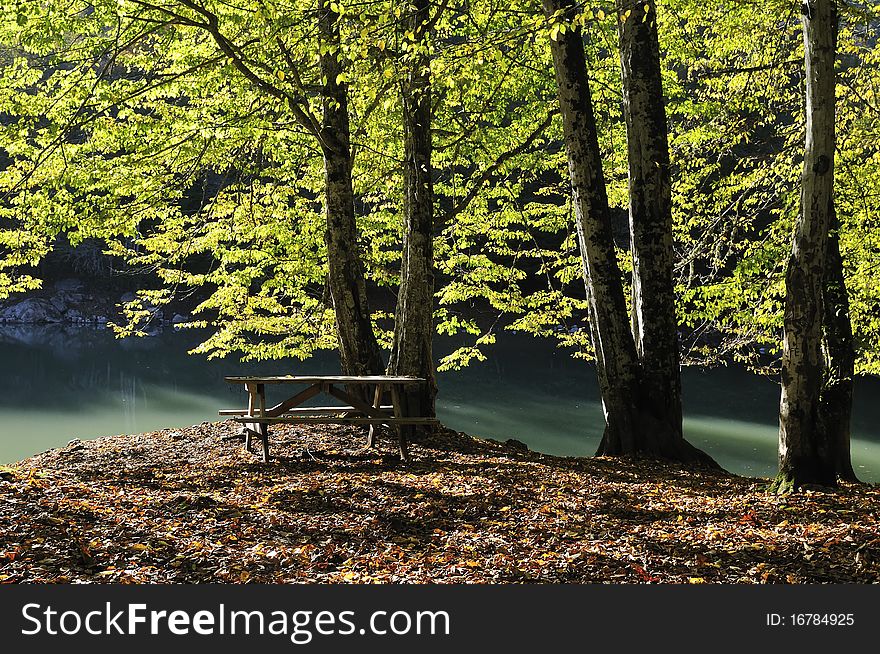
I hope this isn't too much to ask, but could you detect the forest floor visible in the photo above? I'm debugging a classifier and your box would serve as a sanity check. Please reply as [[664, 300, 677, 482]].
[[1, 422, 878, 584]]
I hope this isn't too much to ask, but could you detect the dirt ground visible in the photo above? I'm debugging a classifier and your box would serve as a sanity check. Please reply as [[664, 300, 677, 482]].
[[1, 422, 878, 583]]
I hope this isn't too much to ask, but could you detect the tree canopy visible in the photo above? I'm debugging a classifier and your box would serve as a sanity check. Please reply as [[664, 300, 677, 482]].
[[2, 0, 880, 372]]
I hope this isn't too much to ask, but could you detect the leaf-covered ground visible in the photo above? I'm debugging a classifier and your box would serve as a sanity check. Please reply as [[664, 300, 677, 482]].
[[1, 422, 878, 583]]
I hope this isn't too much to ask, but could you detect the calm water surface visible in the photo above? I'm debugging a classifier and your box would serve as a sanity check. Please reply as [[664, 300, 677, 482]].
[[2, 325, 879, 482]]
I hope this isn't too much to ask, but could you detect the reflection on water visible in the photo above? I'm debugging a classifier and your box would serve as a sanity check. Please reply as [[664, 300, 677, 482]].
[[1, 324, 879, 482]]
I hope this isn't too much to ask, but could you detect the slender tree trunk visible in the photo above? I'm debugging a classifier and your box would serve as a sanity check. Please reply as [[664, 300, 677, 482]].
[[616, 1, 684, 448], [775, 0, 839, 493], [543, 0, 642, 454], [318, 1, 384, 383], [388, 0, 438, 421], [820, 208, 858, 481]]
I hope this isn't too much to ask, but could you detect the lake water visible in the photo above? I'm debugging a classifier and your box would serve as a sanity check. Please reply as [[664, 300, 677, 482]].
[[2, 324, 880, 482]]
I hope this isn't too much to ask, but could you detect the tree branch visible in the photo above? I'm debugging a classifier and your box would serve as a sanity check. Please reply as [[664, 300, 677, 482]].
[[446, 108, 558, 222]]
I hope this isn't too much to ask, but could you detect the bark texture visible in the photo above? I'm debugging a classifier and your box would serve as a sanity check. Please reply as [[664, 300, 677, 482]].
[[775, 0, 839, 492], [387, 0, 438, 420], [318, 1, 384, 382], [616, 1, 684, 446], [820, 208, 858, 481]]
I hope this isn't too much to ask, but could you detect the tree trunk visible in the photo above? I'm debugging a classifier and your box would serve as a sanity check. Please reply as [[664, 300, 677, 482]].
[[388, 0, 438, 422], [545, 0, 715, 465], [616, 1, 684, 448], [544, 0, 642, 455], [820, 207, 858, 481], [318, 1, 384, 383], [774, 0, 839, 493]]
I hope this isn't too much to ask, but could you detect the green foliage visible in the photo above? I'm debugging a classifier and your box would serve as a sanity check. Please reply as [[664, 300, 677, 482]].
[[2, 0, 367, 359], [2, 0, 880, 376], [660, 1, 880, 375]]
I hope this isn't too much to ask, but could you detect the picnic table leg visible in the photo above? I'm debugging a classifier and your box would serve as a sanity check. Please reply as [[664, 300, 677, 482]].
[[390, 385, 410, 462], [244, 383, 256, 453], [257, 383, 270, 462], [366, 383, 383, 449]]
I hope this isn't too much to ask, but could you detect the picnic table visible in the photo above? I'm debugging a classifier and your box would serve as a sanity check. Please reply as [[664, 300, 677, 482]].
[[220, 375, 439, 462]]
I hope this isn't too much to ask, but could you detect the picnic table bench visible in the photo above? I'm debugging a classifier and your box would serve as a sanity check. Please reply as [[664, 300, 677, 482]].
[[220, 375, 439, 462]]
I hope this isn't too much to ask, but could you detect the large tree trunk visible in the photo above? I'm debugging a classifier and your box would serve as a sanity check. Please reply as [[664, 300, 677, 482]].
[[820, 207, 858, 481], [318, 1, 384, 382], [774, 0, 839, 493], [545, 0, 714, 465], [388, 0, 438, 421], [543, 0, 643, 455], [616, 1, 685, 449]]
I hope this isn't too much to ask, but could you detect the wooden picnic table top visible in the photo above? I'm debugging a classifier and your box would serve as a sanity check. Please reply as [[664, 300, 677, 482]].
[[224, 375, 426, 385]]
